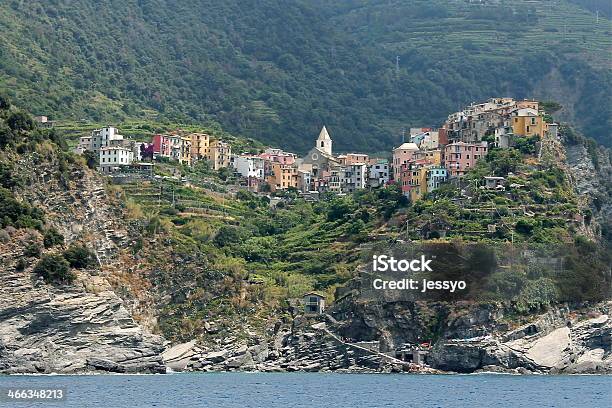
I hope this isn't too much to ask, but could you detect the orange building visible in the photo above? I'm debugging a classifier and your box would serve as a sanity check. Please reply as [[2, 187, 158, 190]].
[[267, 163, 299, 191]]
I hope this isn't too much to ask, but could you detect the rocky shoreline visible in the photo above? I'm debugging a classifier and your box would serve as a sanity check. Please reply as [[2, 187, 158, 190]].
[[159, 305, 611, 376]]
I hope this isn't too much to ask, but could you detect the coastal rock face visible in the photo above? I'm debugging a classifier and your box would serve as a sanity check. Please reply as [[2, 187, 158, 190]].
[[0, 159, 165, 374], [564, 139, 612, 239], [0, 248, 165, 374]]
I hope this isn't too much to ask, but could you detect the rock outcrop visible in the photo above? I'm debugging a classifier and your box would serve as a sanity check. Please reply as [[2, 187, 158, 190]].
[[0, 264, 165, 374]]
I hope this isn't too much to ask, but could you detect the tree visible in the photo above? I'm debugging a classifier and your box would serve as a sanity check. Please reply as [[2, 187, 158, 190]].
[[486, 148, 522, 176], [213, 225, 249, 247], [0, 94, 9, 110], [6, 111, 34, 133], [83, 150, 98, 169]]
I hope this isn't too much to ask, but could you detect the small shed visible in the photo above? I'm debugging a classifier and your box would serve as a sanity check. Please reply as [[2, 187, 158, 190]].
[[483, 176, 505, 189], [303, 292, 326, 314]]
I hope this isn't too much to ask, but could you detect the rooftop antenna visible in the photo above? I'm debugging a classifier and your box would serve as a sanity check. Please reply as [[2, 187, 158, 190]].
[[401, 127, 406, 143]]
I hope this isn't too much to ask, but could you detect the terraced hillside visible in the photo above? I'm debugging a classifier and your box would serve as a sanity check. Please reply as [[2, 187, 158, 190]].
[[0, 0, 609, 151]]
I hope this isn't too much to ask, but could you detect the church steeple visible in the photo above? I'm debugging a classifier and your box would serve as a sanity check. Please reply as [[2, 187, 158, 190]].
[[316, 126, 332, 155]]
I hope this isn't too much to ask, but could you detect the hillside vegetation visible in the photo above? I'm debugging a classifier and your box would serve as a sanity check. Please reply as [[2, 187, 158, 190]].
[[0, 0, 609, 152]]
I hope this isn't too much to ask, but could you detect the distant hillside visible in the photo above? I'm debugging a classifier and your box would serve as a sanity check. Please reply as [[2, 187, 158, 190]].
[[0, 0, 609, 152]]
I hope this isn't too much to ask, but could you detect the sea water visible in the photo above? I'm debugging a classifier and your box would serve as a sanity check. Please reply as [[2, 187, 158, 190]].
[[0, 372, 610, 408]]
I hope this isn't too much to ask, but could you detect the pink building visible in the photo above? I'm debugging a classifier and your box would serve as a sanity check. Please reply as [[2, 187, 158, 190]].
[[392, 142, 419, 180], [443, 141, 488, 177], [259, 148, 296, 165]]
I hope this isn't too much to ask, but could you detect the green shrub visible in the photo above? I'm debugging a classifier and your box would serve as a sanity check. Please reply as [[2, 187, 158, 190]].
[[33, 254, 74, 284], [24, 241, 41, 257], [15, 257, 27, 271], [43, 227, 64, 248], [63, 244, 96, 269]]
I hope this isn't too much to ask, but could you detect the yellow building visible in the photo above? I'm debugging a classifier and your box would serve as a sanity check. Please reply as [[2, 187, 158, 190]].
[[207, 139, 231, 170], [408, 166, 428, 202], [180, 136, 192, 165], [413, 149, 442, 166], [268, 163, 299, 191], [190, 133, 210, 160], [511, 108, 547, 137]]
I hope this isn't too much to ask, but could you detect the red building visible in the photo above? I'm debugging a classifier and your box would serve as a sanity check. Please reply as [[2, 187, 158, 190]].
[[152, 134, 171, 157]]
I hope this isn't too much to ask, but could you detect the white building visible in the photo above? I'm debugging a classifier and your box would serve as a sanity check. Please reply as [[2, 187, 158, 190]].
[[99, 146, 134, 173], [343, 163, 367, 193], [369, 160, 389, 187], [234, 155, 265, 179], [75, 136, 92, 154], [91, 126, 125, 153]]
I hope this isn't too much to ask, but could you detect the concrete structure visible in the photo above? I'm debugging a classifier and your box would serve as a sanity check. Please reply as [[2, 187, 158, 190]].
[[260, 148, 296, 165], [412, 130, 439, 150], [343, 153, 369, 165], [443, 141, 488, 178], [234, 155, 265, 179], [511, 108, 547, 137], [297, 170, 312, 193], [90, 127, 125, 153], [316, 126, 333, 156], [75, 135, 92, 154], [547, 123, 559, 139], [484, 176, 506, 189], [268, 163, 298, 191], [327, 164, 343, 193], [303, 292, 325, 314], [426, 166, 448, 192], [152, 134, 172, 158], [34, 115, 55, 128], [413, 149, 442, 166], [180, 136, 192, 165], [406, 166, 428, 202]]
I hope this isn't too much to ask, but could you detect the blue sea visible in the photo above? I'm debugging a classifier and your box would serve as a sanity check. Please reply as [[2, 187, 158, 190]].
[[0, 373, 610, 408]]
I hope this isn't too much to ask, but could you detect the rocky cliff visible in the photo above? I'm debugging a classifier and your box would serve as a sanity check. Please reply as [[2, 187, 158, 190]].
[[0, 150, 165, 374]]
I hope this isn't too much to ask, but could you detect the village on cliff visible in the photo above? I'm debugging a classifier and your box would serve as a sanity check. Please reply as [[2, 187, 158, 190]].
[[69, 97, 558, 202]]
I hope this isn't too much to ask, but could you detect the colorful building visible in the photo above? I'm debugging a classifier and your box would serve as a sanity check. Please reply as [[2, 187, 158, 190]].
[[152, 134, 172, 158], [443, 141, 488, 177], [426, 166, 448, 192], [413, 149, 442, 166], [392, 142, 419, 179], [268, 163, 299, 191], [190, 133, 210, 160], [207, 140, 232, 170], [510, 108, 547, 137]]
